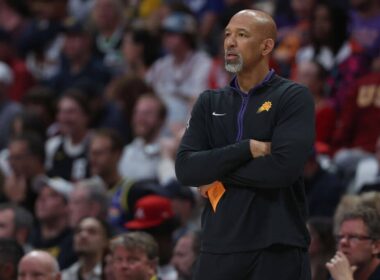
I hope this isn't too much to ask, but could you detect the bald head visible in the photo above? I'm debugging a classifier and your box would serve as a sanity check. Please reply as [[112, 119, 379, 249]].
[[230, 9, 277, 42], [18, 250, 60, 280]]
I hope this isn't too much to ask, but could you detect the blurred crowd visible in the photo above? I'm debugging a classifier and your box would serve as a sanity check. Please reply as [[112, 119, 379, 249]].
[[0, 0, 379, 279]]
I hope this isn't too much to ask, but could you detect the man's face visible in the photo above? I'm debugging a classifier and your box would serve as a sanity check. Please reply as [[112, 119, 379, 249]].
[[68, 188, 91, 228], [35, 187, 67, 222], [337, 218, 380, 266], [162, 32, 185, 55], [132, 97, 162, 141], [18, 255, 57, 280], [8, 140, 33, 177], [224, 13, 264, 73], [63, 34, 90, 60], [89, 136, 118, 177], [0, 209, 15, 238], [57, 97, 88, 136], [93, 0, 119, 30], [74, 217, 107, 256], [171, 235, 196, 279], [112, 246, 156, 280], [312, 5, 332, 42], [295, 62, 323, 95]]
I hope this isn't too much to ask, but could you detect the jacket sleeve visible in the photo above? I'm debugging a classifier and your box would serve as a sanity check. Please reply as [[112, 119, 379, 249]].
[[175, 91, 252, 186], [222, 85, 315, 188]]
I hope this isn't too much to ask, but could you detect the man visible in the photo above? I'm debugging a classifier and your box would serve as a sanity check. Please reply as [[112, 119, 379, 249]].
[[18, 250, 61, 280], [146, 11, 212, 132], [89, 129, 134, 229], [175, 9, 314, 279], [326, 206, 380, 280], [3, 133, 45, 213], [125, 195, 179, 280], [47, 18, 110, 95], [68, 177, 108, 228], [45, 90, 92, 181], [62, 217, 110, 280], [0, 238, 24, 280], [30, 176, 77, 269], [0, 203, 34, 251], [295, 60, 335, 149], [110, 231, 159, 280], [171, 231, 200, 280], [118, 94, 167, 183], [332, 54, 380, 188]]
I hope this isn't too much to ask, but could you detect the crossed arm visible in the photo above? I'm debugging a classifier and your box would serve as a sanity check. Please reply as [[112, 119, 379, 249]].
[[175, 86, 314, 189], [198, 139, 271, 197]]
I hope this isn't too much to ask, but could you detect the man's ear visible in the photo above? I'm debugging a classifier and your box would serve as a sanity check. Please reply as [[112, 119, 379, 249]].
[[261, 38, 275, 56], [372, 239, 380, 256], [148, 257, 159, 275]]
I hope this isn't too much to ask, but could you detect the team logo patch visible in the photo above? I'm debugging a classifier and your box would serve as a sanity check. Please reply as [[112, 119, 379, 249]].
[[257, 101, 272, 113]]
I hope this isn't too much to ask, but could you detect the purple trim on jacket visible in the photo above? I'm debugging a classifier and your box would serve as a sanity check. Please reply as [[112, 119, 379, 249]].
[[230, 69, 275, 141]]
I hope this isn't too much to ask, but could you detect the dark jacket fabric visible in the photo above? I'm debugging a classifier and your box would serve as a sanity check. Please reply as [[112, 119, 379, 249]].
[[175, 72, 315, 253]]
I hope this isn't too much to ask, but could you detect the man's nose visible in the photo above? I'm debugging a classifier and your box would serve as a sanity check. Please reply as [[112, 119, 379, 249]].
[[339, 236, 350, 247], [225, 35, 237, 48]]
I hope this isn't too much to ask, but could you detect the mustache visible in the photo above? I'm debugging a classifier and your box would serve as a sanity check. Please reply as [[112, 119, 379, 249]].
[[225, 50, 241, 56]]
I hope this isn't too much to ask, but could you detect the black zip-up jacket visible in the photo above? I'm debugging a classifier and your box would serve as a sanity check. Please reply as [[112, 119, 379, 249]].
[[175, 71, 315, 253]]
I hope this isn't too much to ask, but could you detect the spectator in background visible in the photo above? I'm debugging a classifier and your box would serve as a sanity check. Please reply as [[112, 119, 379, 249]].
[[295, 0, 366, 110], [0, 203, 34, 252], [165, 180, 199, 240], [146, 11, 212, 133], [68, 0, 95, 22], [126, 195, 179, 280], [18, 250, 61, 280], [62, 217, 110, 280], [89, 129, 134, 229], [47, 18, 110, 96], [45, 90, 92, 181], [0, 28, 34, 102], [295, 60, 336, 150], [118, 94, 168, 183], [22, 86, 57, 138], [273, 0, 315, 76], [121, 28, 161, 79], [30, 176, 77, 269], [0, 62, 21, 150], [0, 238, 24, 280], [307, 217, 335, 280], [171, 231, 200, 280], [68, 177, 108, 228], [304, 151, 346, 217], [20, 0, 68, 82], [0, 0, 28, 39], [332, 55, 380, 189], [110, 231, 159, 280], [183, 0, 225, 55], [2, 133, 45, 213], [349, 0, 380, 60], [326, 206, 380, 280], [91, 0, 126, 74], [105, 75, 152, 144]]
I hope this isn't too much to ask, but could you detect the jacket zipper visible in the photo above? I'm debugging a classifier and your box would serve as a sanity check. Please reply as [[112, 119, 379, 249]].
[[236, 93, 250, 142]]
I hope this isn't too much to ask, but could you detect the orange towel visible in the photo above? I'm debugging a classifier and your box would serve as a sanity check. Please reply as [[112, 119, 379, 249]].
[[206, 181, 226, 212]]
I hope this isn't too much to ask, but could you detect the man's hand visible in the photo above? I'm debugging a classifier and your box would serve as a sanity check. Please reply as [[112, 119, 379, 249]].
[[326, 251, 356, 280], [249, 140, 271, 158], [198, 184, 213, 198]]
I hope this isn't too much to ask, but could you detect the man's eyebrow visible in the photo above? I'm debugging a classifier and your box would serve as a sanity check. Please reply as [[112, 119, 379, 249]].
[[224, 27, 250, 33]]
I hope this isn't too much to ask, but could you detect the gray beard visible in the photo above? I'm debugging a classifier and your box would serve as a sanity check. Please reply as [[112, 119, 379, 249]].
[[224, 55, 243, 73]]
